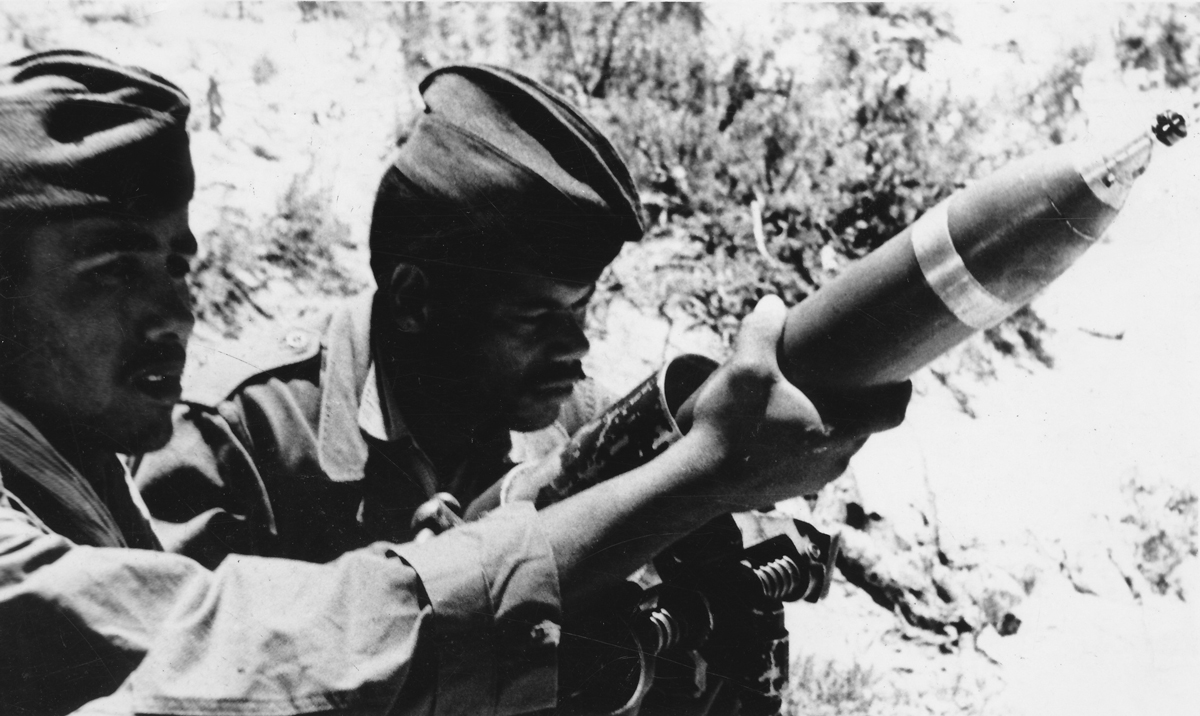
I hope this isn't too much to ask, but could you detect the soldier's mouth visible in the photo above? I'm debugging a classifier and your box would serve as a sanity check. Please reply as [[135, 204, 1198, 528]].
[[527, 362, 585, 396], [529, 381, 575, 399], [122, 341, 187, 403]]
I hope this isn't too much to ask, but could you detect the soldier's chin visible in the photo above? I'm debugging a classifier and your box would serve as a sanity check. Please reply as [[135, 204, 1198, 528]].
[[130, 421, 175, 453], [507, 394, 566, 432], [84, 411, 175, 454]]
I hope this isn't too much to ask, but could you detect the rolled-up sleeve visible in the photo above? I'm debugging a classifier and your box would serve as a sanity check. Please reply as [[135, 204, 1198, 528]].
[[390, 500, 561, 716], [0, 499, 560, 716]]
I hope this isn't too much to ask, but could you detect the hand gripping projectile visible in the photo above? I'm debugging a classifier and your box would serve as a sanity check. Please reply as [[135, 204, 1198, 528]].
[[462, 111, 1189, 716]]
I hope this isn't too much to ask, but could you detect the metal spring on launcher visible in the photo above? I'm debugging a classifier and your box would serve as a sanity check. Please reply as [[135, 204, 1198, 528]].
[[642, 607, 680, 655], [751, 556, 811, 601]]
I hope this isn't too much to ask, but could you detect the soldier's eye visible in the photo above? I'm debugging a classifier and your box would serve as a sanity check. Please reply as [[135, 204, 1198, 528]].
[[86, 256, 139, 286], [512, 313, 546, 328]]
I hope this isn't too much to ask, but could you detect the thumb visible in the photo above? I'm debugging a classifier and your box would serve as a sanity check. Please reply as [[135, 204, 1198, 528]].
[[731, 294, 788, 367]]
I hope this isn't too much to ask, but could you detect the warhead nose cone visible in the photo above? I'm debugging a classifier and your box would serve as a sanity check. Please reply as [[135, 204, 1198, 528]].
[[777, 110, 1187, 390]]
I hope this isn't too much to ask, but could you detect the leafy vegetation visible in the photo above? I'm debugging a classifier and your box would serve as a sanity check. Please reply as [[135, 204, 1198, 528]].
[[1121, 474, 1199, 600], [1115, 4, 1200, 91], [497, 3, 1089, 388], [785, 654, 879, 716], [189, 171, 365, 336]]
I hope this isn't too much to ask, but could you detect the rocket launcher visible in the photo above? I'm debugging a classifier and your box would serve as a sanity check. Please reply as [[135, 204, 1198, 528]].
[[464, 111, 1188, 716]]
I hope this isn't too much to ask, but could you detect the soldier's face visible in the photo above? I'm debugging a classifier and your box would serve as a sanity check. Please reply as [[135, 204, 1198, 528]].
[[458, 271, 594, 432], [0, 209, 196, 453]]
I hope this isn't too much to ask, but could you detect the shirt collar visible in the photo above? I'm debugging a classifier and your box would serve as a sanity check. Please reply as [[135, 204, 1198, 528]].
[[358, 360, 407, 442], [315, 292, 376, 482], [316, 291, 419, 485]]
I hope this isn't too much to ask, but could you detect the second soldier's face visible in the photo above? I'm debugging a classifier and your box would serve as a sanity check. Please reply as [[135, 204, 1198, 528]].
[[0, 209, 196, 454], [456, 271, 594, 432]]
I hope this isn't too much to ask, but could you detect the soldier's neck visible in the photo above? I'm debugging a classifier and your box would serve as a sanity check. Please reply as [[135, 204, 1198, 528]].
[[381, 365, 504, 476], [405, 384, 505, 468], [374, 319, 510, 478]]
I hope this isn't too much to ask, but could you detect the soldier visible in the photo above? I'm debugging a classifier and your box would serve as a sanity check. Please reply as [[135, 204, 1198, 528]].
[[135, 65, 910, 569], [0, 53, 907, 715]]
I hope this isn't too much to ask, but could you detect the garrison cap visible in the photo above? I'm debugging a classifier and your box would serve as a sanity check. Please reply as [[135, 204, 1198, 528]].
[[370, 64, 644, 285], [0, 50, 193, 217]]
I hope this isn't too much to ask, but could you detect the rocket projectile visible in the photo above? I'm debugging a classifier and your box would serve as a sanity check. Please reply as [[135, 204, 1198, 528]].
[[778, 111, 1187, 391], [465, 111, 1188, 517]]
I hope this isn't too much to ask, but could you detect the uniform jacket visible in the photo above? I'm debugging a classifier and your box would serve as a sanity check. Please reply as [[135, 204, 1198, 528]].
[[0, 388, 562, 715], [135, 291, 609, 567]]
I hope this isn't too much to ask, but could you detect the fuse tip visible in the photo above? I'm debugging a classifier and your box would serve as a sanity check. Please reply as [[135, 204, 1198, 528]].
[[1153, 110, 1188, 146]]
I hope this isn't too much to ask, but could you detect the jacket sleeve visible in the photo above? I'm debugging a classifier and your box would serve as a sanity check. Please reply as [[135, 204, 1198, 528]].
[[133, 401, 282, 568], [0, 497, 560, 716]]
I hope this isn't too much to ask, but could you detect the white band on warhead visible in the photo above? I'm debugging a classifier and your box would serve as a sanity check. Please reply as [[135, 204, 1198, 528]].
[[911, 201, 1017, 330]]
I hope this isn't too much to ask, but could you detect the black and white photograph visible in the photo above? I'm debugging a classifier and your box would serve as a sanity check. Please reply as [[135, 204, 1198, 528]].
[[0, 2, 1196, 715]]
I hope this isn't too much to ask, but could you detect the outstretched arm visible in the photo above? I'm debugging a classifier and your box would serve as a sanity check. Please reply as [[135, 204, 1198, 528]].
[[0, 497, 560, 716]]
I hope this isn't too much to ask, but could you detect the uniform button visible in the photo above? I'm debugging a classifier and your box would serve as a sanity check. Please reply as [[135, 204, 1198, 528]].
[[283, 330, 310, 352]]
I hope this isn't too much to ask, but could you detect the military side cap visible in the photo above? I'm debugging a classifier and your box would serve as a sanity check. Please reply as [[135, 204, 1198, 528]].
[[371, 64, 644, 284], [0, 50, 193, 216]]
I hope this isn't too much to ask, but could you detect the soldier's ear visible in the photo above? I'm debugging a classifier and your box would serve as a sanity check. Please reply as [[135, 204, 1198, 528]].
[[387, 263, 430, 334]]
